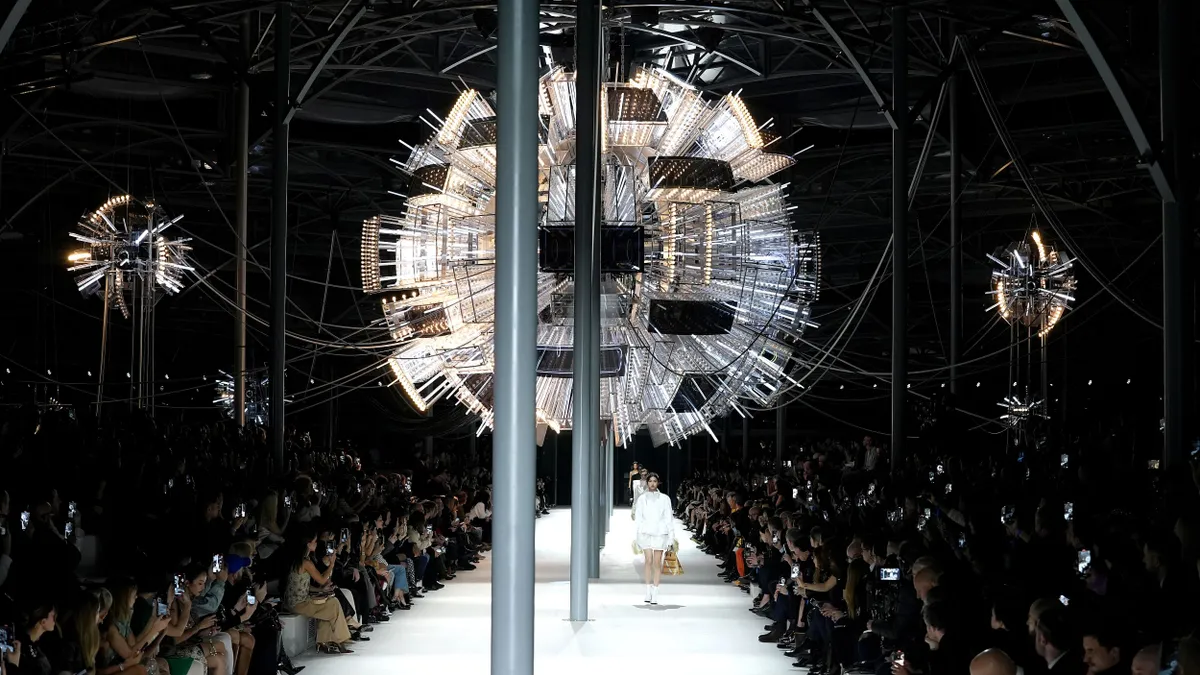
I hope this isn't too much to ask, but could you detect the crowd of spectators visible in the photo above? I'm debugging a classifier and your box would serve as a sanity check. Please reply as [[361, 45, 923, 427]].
[[0, 406, 495, 675], [677, 436, 1200, 675]]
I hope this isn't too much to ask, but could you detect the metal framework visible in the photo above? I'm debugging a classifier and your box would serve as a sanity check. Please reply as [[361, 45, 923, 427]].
[[0, 0, 1188, 472]]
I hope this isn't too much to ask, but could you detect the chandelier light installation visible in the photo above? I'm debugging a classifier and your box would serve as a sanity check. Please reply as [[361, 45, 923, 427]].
[[68, 195, 192, 414], [986, 229, 1076, 440], [214, 369, 274, 425], [362, 67, 819, 446]]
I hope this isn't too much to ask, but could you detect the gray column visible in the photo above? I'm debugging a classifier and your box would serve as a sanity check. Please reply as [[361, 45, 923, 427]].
[[742, 415, 749, 464], [1160, 0, 1192, 468], [569, 0, 601, 622], [492, 0, 539, 670], [270, 1, 290, 468], [890, 6, 908, 473], [234, 12, 251, 428], [775, 405, 785, 469], [608, 429, 614, 518], [947, 20, 961, 398], [590, 426, 601, 578]]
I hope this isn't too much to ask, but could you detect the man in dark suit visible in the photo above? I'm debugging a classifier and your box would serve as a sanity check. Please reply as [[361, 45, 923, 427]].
[[1036, 607, 1087, 675]]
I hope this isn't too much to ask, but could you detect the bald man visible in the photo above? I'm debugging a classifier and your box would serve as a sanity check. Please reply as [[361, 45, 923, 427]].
[[915, 566, 941, 603], [972, 649, 1019, 675], [1131, 644, 1160, 675]]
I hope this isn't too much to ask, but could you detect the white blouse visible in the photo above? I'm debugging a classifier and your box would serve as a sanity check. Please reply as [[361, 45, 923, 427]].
[[468, 502, 491, 521], [634, 491, 674, 536]]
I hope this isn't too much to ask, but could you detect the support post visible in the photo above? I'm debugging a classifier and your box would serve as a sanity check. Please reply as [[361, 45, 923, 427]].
[[948, 20, 961, 397], [96, 274, 111, 419], [590, 425, 601, 578], [570, 0, 600, 619], [742, 415, 749, 464], [493, 0, 539, 669], [1160, 0, 1192, 468], [890, 5, 908, 473], [270, 1, 291, 469], [234, 12, 251, 428], [1055, 0, 1174, 201], [775, 405, 785, 469]]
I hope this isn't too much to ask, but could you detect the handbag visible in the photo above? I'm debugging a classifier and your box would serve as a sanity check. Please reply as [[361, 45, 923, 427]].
[[661, 550, 684, 576], [631, 540, 642, 555]]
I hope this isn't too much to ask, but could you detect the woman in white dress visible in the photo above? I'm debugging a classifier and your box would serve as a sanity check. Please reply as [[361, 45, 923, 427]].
[[631, 467, 648, 505], [632, 473, 674, 605]]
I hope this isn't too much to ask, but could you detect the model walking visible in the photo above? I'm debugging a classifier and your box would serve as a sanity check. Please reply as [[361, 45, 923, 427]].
[[632, 472, 674, 605], [626, 462, 641, 504]]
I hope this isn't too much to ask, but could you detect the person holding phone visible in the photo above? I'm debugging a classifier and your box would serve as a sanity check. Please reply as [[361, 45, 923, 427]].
[[180, 567, 233, 675], [281, 530, 353, 654], [102, 581, 171, 675]]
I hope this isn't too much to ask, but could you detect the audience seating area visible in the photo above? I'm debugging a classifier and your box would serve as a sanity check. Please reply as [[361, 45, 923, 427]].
[[673, 437, 1200, 675]]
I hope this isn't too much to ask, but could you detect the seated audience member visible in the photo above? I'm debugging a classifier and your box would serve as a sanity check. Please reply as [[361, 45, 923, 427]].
[[971, 648, 1019, 675], [1082, 624, 1128, 675], [180, 567, 232, 675], [280, 530, 353, 654], [1035, 606, 1086, 675], [13, 604, 56, 675], [1130, 644, 1160, 675], [102, 580, 171, 675]]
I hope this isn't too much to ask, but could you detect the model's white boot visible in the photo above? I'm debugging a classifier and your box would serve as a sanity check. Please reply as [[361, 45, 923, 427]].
[[644, 585, 653, 603], [651, 585, 660, 605]]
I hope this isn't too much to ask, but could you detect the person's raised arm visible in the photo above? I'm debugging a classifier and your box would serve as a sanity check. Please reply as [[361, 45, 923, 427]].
[[302, 557, 335, 586]]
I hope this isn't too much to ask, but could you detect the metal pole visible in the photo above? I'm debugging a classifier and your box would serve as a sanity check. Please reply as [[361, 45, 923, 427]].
[[270, 1, 290, 468], [96, 274, 110, 419], [890, 5, 908, 473], [493, 0, 539, 669], [742, 415, 749, 464], [609, 429, 614, 518], [234, 12, 251, 428], [1160, 0, 1191, 468], [590, 423, 601, 578], [605, 425, 612, 528], [570, 0, 600, 621], [775, 405, 785, 470], [947, 20, 961, 398]]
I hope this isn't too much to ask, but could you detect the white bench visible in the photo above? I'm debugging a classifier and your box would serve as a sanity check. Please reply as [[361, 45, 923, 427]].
[[279, 614, 316, 657]]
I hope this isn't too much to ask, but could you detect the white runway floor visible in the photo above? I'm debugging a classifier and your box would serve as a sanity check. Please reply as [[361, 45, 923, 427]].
[[294, 507, 784, 672]]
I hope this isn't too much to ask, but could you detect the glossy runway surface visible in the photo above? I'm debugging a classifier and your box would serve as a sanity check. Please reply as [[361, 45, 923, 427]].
[[295, 507, 780, 672]]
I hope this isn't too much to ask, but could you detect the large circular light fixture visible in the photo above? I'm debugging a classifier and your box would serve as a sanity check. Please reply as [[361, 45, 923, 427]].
[[987, 230, 1076, 338], [68, 195, 192, 317], [362, 67, 819, 446]]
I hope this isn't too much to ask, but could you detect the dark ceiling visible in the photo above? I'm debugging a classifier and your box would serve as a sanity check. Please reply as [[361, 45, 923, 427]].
[[0, 0, 1191, 446]]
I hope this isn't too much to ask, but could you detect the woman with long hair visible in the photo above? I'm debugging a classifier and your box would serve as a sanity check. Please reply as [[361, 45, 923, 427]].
[[281, 529, 353, 654], [102, 580, 170, 675], [55, 592, 102, 675], [633, 473, 674, 605]]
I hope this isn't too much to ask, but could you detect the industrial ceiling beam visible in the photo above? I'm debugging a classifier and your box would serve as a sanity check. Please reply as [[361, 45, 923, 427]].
[[0, 0, 32, 54], [798, 0, 897, 130], [1053, 0, 1174, 202], [285, 0, 373, 125]]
